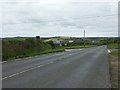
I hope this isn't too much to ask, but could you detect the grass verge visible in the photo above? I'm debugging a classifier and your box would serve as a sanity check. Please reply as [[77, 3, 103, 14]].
[[65, 45, 93, 49], [3, 47, 65, 61], [109, 50, 119, 88], [111, 50, 120, 56]]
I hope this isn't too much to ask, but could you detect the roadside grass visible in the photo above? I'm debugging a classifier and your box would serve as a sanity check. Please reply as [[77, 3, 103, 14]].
[[107, 43, 118, 49], [65, 45, 94, 49], [22, 47, 65, 57], [109, 50, 119, 88], [3, 46, 65, 61], [41, 47, 65, 54]]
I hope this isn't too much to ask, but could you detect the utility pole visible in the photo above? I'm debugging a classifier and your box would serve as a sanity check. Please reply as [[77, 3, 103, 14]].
[[84, 30, 85, 47]]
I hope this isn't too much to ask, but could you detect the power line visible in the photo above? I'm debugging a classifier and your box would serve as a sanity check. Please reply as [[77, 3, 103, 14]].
[[2, 14, 117, 25], [71, 14, 118, 20]]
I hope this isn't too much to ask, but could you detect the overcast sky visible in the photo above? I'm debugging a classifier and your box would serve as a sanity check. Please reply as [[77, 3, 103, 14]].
[[0, 0, 119, 37]]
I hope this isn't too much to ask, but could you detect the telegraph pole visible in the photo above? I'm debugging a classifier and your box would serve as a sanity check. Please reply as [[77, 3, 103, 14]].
[[84, 30, 85, 47]]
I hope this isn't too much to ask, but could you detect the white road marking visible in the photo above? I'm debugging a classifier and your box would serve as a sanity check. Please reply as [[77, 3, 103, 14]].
[[65, 49, 82, 52], [1, 52, 65, 63], [1, 61, 54, 80], [0, 61, 7, 64], [26, 57, 32, 59], [15, 59, 21, 61], [108, 49, 111, 53]]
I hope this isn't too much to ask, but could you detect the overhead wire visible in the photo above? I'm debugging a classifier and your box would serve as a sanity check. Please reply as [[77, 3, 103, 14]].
[[2, 14, 118, 25]]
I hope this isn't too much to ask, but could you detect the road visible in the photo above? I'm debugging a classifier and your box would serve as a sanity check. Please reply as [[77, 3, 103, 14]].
[[2, 46, 111, 88]]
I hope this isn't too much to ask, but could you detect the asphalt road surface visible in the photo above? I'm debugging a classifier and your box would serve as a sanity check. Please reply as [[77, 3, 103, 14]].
[[2, 46, 111, 88]]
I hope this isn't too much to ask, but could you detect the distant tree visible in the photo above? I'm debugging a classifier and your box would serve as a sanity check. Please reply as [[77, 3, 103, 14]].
[[36, 36, 40, 40]]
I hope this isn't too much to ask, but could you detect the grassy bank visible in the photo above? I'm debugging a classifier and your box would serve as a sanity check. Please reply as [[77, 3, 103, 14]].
[[2, 38, 65, 61], [108, 43, 119, 88], [109, 50, 119, 88], [22, 47, 65, 57]]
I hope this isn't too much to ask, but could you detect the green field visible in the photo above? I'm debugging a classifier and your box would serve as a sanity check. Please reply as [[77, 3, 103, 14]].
[[107, 43, 119, 49]]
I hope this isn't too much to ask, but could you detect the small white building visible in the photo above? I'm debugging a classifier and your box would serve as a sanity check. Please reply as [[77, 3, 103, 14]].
[[69, 40, 74, 43], [52, 38, 62, 46]]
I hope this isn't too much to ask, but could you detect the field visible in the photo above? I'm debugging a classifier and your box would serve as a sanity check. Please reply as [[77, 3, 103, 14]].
[[107, 43, 119, 49]]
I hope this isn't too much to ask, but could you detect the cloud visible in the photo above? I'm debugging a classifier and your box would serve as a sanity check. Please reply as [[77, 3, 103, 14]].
[[1, 0, 118, 37]]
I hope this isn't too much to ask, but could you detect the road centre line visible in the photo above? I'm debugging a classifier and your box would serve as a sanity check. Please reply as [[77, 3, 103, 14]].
[[0, 61, 7, 64], [107, 49, 111, 53], [1, 61, 54, 80]]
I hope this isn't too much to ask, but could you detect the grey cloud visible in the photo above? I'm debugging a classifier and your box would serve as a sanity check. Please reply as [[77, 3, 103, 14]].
[[60, 21, 76, 27], [1, 0, 118, 37]]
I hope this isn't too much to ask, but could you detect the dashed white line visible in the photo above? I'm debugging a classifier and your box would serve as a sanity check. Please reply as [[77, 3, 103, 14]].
[[107, 49, 111, 53], [26, 57, 32, 59], [2, 61, 54, 80], [65, 49, 82, 52], [0, 61, 7, 64], [15, 59, 22, 61]]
